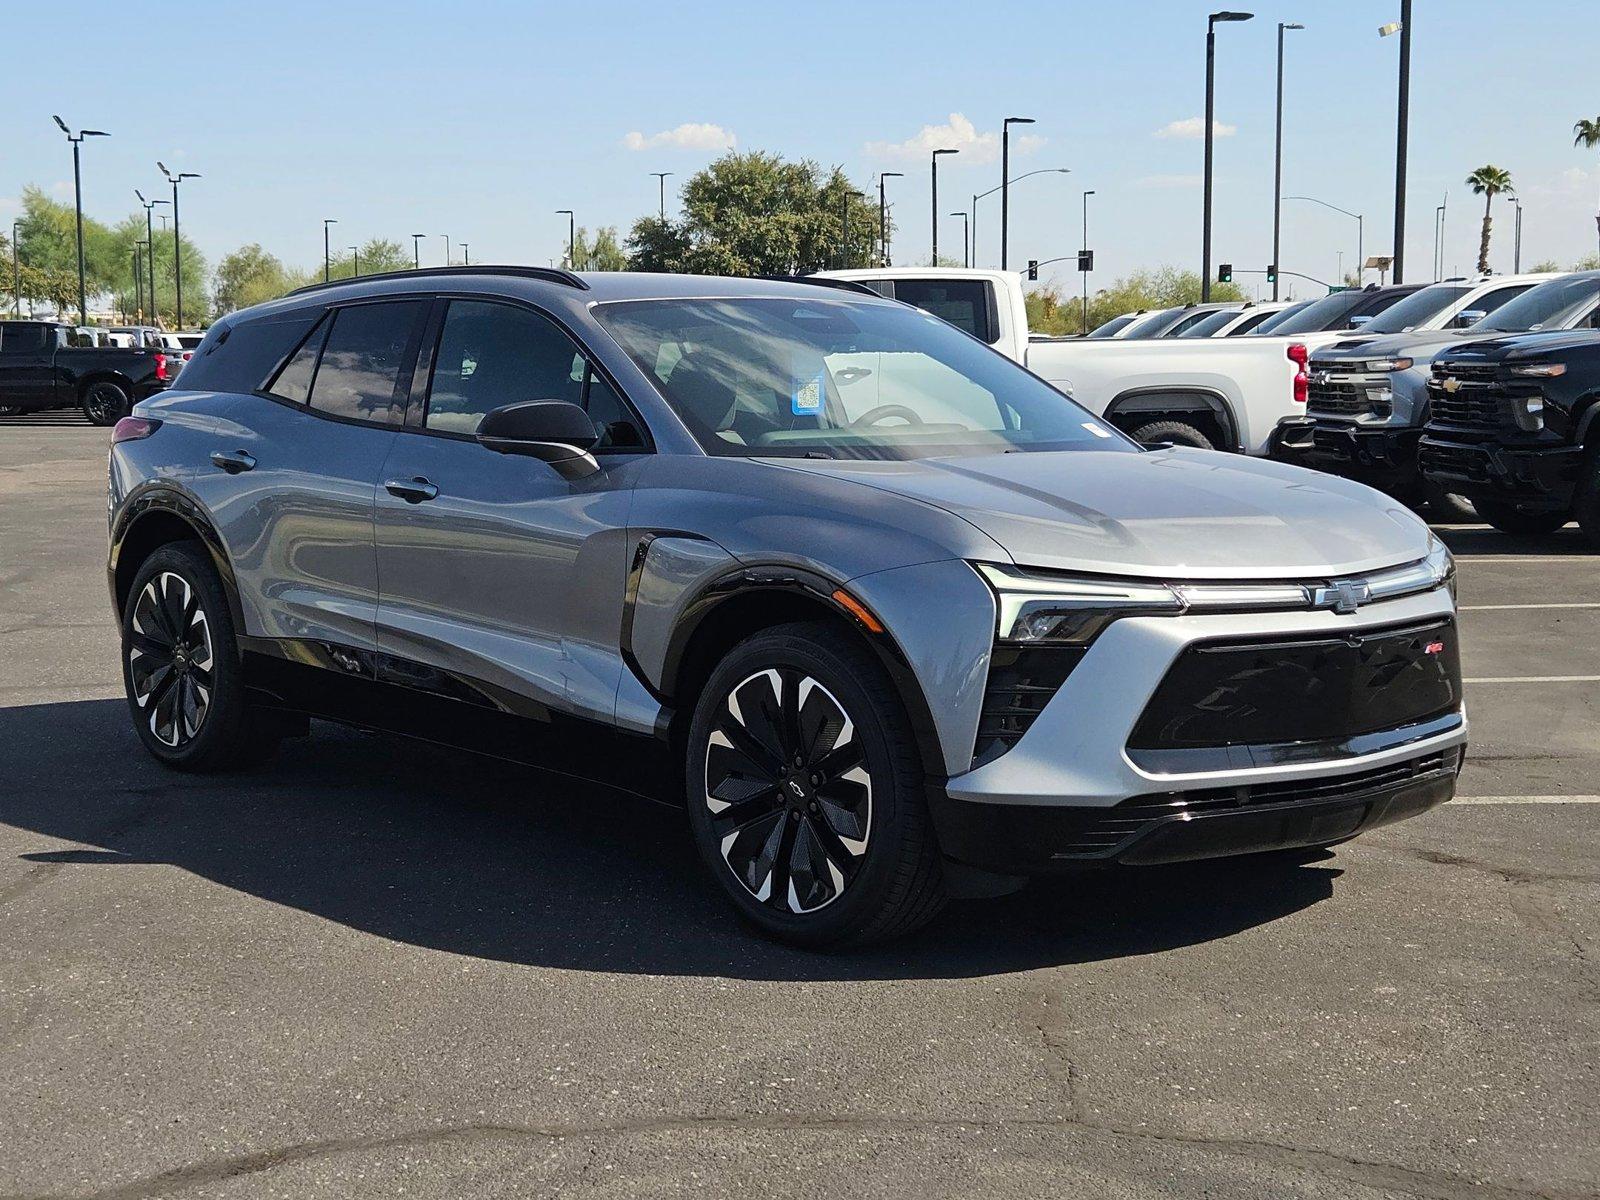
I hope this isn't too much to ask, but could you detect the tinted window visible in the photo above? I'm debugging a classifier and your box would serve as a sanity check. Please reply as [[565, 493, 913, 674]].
[[426, 301, 585, 434], [1465, 284, 1532, 323], [1346, 288, 1420, 326], [0, 324, 47, 353], [583, 368, 647, 450], [1120, 307, 1183, 338], [178, 310, 323, 395], [1249, 300, 1312, 334], [265, 316, 329, 403], [1479, 274, 1600, 332], [1361, 285, 1470, 334], [307, 301, 424, 424], [1263, 292, 1369, 335], [1227, 308, 1279, 335], [1086, 313, 1136, 338], [890, 279, 996, 344], [1167, 309, 1234, 337]]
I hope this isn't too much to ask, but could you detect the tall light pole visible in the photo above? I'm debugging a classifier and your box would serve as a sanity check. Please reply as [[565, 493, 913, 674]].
[[931, 149, 958, 266], [408, 233, 424, 269], [972, 167, 1070, 267], [1381, 3, 1412, 283], [949, 211, 970, 267], [650, 172, 673, 220], [460, 243, 470, 266], [1272, 22, 1304, 301], [841, 189, 865, 269], [158, 162, 200, 329], [1513, 200, 1523, 273], [53, 116, 109, 325], [556, 210, 575, 269], [1285, 195, 1362, 285], [135, 191, 167, 322], [1435, 192, 1447, 280], [1000, 116, 1034, 270], [10, 220, 21, 319], [1203, 11, 1253, 301], [348, 245, 361, 277], [131, 245, 144, 323], [1082, 190, 1095, 332], [440, 234, 451, 266], [323, 218, 337, 282], [878, 172, 903, 266]]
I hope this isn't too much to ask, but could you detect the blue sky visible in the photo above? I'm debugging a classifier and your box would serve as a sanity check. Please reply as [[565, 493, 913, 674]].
[[5, 0, 1598, 298]]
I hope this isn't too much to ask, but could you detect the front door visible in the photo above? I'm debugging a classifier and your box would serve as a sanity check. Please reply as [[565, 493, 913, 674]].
[[373, 298, 650, 727], [0, 323, 60, 409]]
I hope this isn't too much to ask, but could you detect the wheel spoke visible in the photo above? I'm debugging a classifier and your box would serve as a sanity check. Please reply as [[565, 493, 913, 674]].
[[811, 740, 863, 784], [150, 671, 182, 744], [128, 630, 172, 665], [710, 785, 783, 835], [807, 808, 866, 871], [778, 668, 803, 761], [715, 715, 783, 778], [136, 583, 176, 645], [789, 817, 849, 910], [160, 576, 190, 645], [766, 814, 799, 910]]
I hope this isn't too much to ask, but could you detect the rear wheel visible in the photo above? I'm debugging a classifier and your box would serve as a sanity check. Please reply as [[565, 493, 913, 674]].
[[1127, 418, 1216, 450], [81, 380, 131, 426], [685, 621, 945, 947], [0, 404, 23, 417], [121, 542, 278, 771], [1473, 498, 1570, 536]]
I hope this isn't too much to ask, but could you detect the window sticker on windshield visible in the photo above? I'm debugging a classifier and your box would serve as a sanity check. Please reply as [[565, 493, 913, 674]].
[[792, 371, 825, 416], [1082, 421, 1112, 439]]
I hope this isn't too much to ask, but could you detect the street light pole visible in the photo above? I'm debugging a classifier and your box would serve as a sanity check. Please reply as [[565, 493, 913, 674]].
[[931, 149, 958, 266], [1000, 116, 1034, 271], [1283, 195, 1362, 285], [1272, 22, 1304, 301], [460, 243, 469, 266], [841, 189, 865, 269], [411, 233, 425, 269], [556, 210, 575, 269], [1082, 190, 1095, 331], [950, 212, 970, 267], [442, 234, 451, 267], [650, 172, 673, 220], [348, 246, 360, 277], [1381, 2, 1412, 283], [1203, 12, 1253, 301], [136, 192, 167, 322], [971, 167, 1070, 267], [10, 220, 21, 319], [878, 172, 903, 267], [54, 117, 109, 325], [1513, 200, 1523, 273], [323, 218, 337, 282], [158, 162, 200, 329]]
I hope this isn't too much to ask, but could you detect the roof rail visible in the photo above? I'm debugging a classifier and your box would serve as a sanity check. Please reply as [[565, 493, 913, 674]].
[[288, 264, 589, 297], [756, 274, 884, 297]]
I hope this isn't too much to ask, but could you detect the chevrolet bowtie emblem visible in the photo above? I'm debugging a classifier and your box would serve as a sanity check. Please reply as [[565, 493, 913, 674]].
[[1312, 579, 1372, 615], [1442, 376, 1463, 393]]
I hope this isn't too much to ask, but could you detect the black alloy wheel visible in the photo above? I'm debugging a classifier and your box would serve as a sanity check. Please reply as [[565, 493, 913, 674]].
[[81, 381, 130, 426], [127, 570, 215, 749]]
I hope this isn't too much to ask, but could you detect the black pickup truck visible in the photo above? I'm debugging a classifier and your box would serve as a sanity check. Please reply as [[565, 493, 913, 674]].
[[1417, 328, 1600, 545], [0, 321, 173, 425]]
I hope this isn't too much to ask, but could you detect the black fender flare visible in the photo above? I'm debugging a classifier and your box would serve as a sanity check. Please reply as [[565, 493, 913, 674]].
[[109, 484, 247, 652], [1104, 386, 1240, 451]]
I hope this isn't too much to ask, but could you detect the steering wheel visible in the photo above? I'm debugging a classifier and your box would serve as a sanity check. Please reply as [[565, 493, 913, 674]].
[[850, 403, 926, 429]]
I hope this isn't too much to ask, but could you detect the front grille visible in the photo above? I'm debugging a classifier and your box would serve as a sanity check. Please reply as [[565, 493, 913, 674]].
[[973, 645, 1086, 766], [1307, 379, 1367, 417], [1129, 618, 1462, 752], [1055, 747, 1460, 858], [1428, 362, 1514, 429], [1434, 360, 1498, 382]]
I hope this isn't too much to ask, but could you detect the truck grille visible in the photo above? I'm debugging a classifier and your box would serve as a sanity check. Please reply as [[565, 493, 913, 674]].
[[1307, 379, 1367, 417], [1427, 362, 1513, 429]]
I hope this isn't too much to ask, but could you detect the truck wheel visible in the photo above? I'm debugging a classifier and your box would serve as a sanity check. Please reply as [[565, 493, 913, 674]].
[[121, 542, 280, 772], [684, 621, 946, 947], [0, 405, 23, 417], [1573, 450, 1600, 551], [1474, 498, 1570, 536], [81, 381, 131, 426], [1128, 419, 1215, 450], [1424, 482, 1476, 524]]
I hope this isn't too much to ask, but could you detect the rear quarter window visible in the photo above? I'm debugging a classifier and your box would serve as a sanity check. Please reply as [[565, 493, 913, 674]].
[[173, 309, 324, 394]]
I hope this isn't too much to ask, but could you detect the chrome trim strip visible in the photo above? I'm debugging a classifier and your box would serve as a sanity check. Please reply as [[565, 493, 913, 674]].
[[1125, 711, 1465, 776]]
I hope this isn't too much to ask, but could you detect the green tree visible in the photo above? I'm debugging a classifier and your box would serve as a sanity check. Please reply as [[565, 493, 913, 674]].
[[214, 244, 294, 313], [323, 238, 412, 283], [569, 226, 628, 271], [1574, 253, 1600, 271], [625, 151, 881, 275], [1027, 268, 1246, 336], [1530, 259, 1561, 273], [1575, 117, 1600, 253], [1466, 165, 1514, 275]]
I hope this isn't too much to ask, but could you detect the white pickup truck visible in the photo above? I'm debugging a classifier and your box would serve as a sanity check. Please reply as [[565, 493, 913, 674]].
[[823, 267, 1424, 455]]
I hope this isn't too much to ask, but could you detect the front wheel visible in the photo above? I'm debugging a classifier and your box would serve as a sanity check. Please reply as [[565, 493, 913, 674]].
[[685, 622, 945, 947], [1127, 418, 1216, 450], [1473, 498, 1570, 536], [81, 380, 131, 426]]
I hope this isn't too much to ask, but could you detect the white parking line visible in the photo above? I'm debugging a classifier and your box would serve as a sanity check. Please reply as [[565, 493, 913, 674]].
[[1460, 603, 1600, 611], [1453, 556, 1590, 564], [1452, 796, 1600, 805], [1465, 675, 1600, 683]]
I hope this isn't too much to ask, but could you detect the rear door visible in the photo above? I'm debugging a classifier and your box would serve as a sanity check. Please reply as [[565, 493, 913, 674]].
[[372, 297, 648, 726]]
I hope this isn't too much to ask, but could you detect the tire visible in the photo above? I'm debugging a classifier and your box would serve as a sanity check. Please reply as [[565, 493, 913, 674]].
[[120, 542, 279, 772], [1127, 418, 1216, 450], [684, 621, 946, 947], [1574, 447, 1600, 551], [0, 405, 23, 417], [81, 380, 131, 426], [1423, 483, 1477, 524], [1473, 498, 1570, 536]]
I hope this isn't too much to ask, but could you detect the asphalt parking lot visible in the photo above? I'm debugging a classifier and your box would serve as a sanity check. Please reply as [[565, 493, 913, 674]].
[[1, 417, 1596, 1200]]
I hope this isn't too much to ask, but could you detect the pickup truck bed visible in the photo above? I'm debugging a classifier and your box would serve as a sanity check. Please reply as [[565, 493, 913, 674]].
[[0, 321, 173, 425]]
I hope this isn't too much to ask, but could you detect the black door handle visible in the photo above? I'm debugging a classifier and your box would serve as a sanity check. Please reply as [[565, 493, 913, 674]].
[[384, 476, 439, 503], [209, 449, 256, 474]]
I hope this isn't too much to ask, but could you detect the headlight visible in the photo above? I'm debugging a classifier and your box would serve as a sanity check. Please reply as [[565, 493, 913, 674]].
[[1514, 395, 1545, 432], [975, 563, 1181, 643], [1364, 357, 1414, 373], [1425, 535, 1456, 604], [1507, 362, 1565, 377]]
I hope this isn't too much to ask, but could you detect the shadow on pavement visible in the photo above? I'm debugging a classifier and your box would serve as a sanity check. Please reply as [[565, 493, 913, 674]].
[[1434, 523, 1593, 556], [1, 698, 1339, 981]]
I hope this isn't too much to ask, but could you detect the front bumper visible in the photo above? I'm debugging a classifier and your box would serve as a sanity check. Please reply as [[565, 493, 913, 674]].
[[933, 586, 1467, 874], [1417, 434, 1582, 509], [1286, 421, 1423, 486]]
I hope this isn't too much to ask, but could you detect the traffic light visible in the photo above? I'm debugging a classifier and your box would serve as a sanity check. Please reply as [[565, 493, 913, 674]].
[[1027, 260, 1039, 281], [1077, 249, 1094, 272], [1265, 264, 1277, 283], [1217, 263, 1233, 283]]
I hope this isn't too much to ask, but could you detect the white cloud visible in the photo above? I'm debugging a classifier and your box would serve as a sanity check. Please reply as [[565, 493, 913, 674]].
[[865, 113, 1045, 167], [1135, 173, 1204, 189], [1154, 117, 1236, 140], [622, 123, 736, 152]]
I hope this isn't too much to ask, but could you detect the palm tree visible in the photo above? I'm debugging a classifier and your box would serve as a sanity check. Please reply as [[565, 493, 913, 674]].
[[1575, 117, 1600, 254], [1465, 165, 1514, 274]]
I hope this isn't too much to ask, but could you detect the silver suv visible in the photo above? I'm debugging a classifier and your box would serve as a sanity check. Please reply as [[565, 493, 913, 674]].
[[107, 267, 1467, 945]]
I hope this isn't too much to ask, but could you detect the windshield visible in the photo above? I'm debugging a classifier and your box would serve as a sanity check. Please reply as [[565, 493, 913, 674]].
[[1260, 291, 1367, 335], [1119, 307, 1182, 338], [1478, 274, 1600, 332], [1249, 300, 1312, 334], [1360, 284, 1471, 334], [1176, 308, 1244, 338], [1086, 313, 1136, 338], [594, 296, 1134, 460]]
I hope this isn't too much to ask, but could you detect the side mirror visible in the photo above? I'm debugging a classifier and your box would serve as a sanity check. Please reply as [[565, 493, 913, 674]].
[[476, 399, 600, 479], [1453, 309, 1486, 328]]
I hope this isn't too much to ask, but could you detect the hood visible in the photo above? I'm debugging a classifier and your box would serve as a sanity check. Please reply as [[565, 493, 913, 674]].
[[1440, 329, 1600, 361], [1315, 329, 1464, 360], [768, 449, 1430, 580]]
